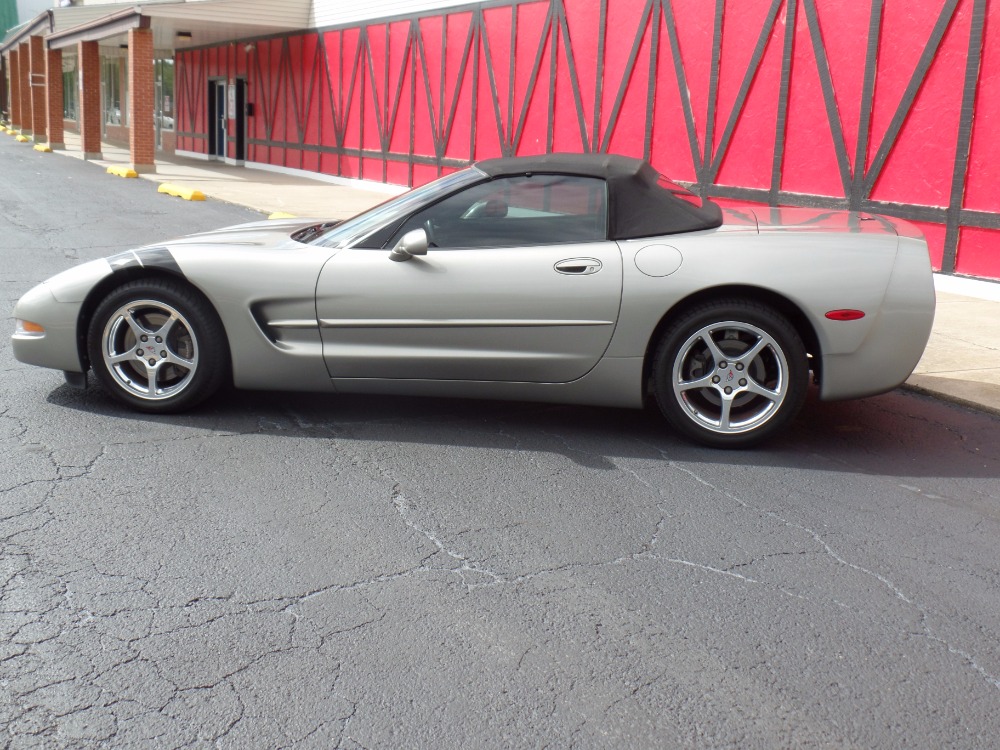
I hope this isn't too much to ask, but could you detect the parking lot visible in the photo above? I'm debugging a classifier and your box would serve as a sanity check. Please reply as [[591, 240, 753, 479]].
[[3, 138, 1000, 748]]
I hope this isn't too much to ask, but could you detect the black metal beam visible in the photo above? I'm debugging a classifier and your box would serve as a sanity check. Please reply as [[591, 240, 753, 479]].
[[770, 0, 797, 203], [942, 0, 987, 273], [862, 0, 959, 195], [707, 0, 783, 181], [801, 0, 852, 197]]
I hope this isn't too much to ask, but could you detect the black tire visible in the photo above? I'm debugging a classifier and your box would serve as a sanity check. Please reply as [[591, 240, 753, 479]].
[[651, 298, 808, 448], [86, 278, 229, 413]]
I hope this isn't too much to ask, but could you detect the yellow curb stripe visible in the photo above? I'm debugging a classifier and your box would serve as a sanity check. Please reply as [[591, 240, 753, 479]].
[[107, 165, 138, 178], [33, 144, 52, 153], [157, 183, 206, 201], [15, 135, 29, 143], [268, 211, 297, 219]]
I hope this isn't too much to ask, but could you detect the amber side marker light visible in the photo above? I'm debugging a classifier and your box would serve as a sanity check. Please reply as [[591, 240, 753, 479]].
[[825, 309, 866, 321], [15, 319, 46, 337]]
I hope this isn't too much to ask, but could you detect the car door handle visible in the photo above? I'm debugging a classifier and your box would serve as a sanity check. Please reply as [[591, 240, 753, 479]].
[[554, 258, 602, 275]]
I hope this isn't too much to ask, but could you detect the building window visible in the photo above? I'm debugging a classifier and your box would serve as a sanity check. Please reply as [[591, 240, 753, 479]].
[[102, 57, 126, 126], [62, 60, 77, 120], [155, 58, 174, 133]]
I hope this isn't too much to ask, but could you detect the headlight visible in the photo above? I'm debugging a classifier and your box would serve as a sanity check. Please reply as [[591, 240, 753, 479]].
[[14, 319, 46, 338]]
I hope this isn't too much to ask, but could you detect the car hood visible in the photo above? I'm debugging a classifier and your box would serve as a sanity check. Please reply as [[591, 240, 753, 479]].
[[140, 218, 337, 251]]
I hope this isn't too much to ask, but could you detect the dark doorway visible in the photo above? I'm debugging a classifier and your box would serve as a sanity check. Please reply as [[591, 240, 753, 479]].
[[233, 78, 247, 162], [208, 80, 226, 159]]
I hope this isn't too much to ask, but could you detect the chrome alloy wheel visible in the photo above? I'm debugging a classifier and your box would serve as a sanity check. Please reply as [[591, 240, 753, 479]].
[[100, 299, 199, 401], [671, 320, 789, 435]]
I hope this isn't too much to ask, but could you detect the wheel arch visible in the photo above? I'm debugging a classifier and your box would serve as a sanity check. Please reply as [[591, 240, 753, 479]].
[[641, 284, 821, 401], [75, 268, 229, 376]]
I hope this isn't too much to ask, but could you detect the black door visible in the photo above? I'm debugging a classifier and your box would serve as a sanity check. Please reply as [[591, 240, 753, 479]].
[[234, 79, 246, 162], [208, 80, 226, 159]]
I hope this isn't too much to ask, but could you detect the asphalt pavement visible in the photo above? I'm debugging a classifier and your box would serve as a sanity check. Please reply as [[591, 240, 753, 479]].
[[2, 128, 1000, 748]]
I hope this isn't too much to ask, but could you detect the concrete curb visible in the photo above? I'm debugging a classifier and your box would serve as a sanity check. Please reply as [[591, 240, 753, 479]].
[[33, 144, 52, 153], [157, 183, 206, 201], [902, 382, 1000, 419]]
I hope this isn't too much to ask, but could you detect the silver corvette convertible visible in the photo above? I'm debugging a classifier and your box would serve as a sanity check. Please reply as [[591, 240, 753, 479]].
[[12, 154, 935, 447]]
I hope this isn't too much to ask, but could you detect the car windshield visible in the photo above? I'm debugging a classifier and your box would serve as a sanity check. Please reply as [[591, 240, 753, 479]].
[[306, 168, 486, 248]]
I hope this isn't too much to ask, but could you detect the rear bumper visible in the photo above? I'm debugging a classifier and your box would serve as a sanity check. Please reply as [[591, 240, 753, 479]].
[[819, 235, 935, 400]]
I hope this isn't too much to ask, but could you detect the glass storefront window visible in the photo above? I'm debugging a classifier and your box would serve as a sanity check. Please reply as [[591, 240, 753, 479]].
[[155, 58, 174, 133], [62, 57, 77, 120], [102, 57, 126, 127]]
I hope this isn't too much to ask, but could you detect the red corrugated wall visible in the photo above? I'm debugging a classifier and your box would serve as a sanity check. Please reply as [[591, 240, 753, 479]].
[[175, 0, 999, 279]]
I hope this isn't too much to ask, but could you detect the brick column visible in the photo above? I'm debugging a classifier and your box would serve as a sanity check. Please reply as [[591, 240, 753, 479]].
[[18, 42, 31, 136], [8, 49, 20, 129], [78, 41, 101, 160], [45, 47, 64, 149], [127, 27, 155, 173], [29, 36, 47, 142]]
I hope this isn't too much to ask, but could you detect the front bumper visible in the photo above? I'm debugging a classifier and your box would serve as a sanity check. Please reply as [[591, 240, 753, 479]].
[[12, 282, 86, 373], [12, 258, 116, 373]]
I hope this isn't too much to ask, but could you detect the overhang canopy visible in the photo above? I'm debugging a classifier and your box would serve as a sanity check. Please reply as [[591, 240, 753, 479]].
[[46, 7, 149, 51], [141, 0, 312, 48], [3, 0, 313, 55], [0, 11, 53, 52]]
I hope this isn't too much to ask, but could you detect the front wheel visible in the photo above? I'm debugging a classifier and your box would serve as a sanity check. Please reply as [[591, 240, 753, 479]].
[[651, 299, 809, 448], [86, 279, 229, 413]]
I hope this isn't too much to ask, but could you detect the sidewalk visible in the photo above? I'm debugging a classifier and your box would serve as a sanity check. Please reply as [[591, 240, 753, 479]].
[[54, 131, 401, 219], [909, 276, 1000, 416], [20, 130, 1000, 419]]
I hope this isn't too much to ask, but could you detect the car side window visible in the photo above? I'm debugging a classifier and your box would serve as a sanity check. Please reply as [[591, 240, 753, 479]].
[[390, 174, 608, 249]]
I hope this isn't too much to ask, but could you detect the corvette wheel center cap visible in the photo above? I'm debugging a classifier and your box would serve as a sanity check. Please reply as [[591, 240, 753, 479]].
[[710, 360, 748, 394]]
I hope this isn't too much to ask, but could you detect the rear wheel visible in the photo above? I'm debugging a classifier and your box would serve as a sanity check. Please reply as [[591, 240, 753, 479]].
[[651, 299, 808, 448], [86, 279, 228, 413]]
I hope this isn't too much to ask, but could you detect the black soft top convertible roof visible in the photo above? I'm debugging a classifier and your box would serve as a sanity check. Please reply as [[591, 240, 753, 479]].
[[474, 153, 722, 239]]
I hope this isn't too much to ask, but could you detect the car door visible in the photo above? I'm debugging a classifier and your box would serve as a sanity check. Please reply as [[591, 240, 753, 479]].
[[315, 174, 623, 383]]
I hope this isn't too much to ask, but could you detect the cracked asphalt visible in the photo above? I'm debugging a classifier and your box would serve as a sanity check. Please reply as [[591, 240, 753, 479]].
[[3, 137, 1000, 748]]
